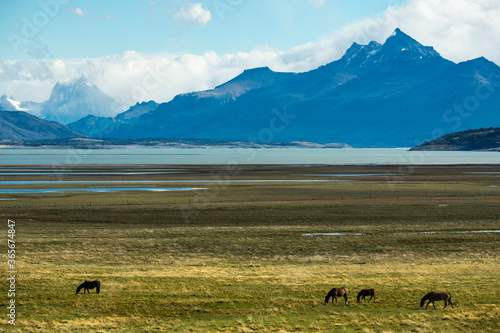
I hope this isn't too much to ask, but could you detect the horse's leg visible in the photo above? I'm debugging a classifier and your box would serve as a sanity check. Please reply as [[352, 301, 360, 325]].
[[425, 300, 430, 309], [344, 294, 348, 305], [443, 300, 447, 309], [432, 301, 436, 310], [449, 297, 454, 308]]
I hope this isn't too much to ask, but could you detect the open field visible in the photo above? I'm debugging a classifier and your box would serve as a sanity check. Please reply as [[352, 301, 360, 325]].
[[1, 164, 500, 332]]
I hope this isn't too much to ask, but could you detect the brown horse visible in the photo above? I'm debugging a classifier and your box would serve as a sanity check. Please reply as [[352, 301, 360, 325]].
[[420, 292, 453, 309], [324, 287, 348, 304], [357, 289, 376, 302]]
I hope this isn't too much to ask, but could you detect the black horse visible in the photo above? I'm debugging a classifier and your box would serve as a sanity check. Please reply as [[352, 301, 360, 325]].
[[420, 291, 453, 309], [76, 280, 100, 295], [324, 287, 348, 304]]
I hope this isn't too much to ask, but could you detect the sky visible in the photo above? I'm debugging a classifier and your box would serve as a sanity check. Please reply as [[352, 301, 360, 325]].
[[0, 0, 499, 110]]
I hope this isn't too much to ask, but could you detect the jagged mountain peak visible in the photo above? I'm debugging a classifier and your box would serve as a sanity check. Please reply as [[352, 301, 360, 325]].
[[334, 28, 440, 69], [41, 75, 118, 124], [55, 75, 95, 91], [340, 41, 382, 68], [379, 28, 441, 60]]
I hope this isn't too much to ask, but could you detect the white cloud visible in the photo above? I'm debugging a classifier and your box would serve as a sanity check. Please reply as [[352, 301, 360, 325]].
[[174, 3, 212, 25], [309, 0, 327, 9], [334, 0, 500, 64], [1, 0, 499, 111], [70, 7, 86, 17], [102, 14, 115, 21]]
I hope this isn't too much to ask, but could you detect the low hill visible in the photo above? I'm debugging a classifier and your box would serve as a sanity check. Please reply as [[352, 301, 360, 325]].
[[411, 127, 500, 151], [67, 101, 159, 138], [0, 110, 83, 141]]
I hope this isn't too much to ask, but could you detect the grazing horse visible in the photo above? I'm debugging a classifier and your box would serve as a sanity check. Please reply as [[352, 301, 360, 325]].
[[324, 287, 348, 304], [76, 280, 100, 295], [357, 289, 376, 303], [420, 292, 453, 309]]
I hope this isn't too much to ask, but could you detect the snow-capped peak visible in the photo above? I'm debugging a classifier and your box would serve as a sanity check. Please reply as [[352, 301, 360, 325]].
[[6, 96, 28, 111], [0, 94, 41, 114], [377, 28, 442, 60], [76, 75, 94, 87], [41, 75, 118, 124]]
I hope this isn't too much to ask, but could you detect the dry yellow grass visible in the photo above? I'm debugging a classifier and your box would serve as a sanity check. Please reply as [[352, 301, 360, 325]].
[[1, 164, 499, 331]]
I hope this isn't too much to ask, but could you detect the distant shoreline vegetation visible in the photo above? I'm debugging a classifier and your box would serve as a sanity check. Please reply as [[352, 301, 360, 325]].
[[1, 127, 499, 151], [0, 137, 351, 149], [411, 127, 500, 152]]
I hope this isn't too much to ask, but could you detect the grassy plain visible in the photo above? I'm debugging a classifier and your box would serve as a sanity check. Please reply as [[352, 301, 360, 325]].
[[1, 164, 499, 332]]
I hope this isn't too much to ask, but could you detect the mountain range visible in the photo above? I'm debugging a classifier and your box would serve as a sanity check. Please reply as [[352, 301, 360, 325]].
[[1, 28, 499, 146]]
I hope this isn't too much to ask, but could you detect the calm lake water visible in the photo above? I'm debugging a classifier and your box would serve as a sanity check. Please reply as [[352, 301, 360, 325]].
[[0, 148, 498, 165]]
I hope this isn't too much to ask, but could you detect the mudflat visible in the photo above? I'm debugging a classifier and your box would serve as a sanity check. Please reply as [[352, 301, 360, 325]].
[[1, 164, 499, 332]]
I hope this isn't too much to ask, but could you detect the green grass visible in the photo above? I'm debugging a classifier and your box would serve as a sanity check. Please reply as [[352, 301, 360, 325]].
[[1, 164, 499, 332]]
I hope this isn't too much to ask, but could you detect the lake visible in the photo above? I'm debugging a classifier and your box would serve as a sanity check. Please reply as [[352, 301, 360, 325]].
[[0, 148, 498, 165]]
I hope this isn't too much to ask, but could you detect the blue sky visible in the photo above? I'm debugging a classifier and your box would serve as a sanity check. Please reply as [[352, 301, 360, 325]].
[[1, 0, 405, 60], [1, 0, 499, 108]]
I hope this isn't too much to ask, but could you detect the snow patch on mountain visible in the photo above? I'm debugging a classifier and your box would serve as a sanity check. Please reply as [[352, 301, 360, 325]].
[[0, 94, 42, 115]]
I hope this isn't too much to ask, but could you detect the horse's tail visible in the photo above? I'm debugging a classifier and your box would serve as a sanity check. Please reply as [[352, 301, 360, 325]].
[[448, 294, 454, 308], [96, 281, 100, 294], [357, 292, 361, 303]]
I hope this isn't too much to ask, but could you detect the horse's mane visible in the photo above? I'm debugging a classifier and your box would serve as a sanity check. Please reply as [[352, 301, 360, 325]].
[[76, 282, 86, 294], [420, 292, 435, 307]]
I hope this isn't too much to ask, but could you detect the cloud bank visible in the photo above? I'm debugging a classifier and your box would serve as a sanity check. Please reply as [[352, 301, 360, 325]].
[[1, 0, 499, 112]]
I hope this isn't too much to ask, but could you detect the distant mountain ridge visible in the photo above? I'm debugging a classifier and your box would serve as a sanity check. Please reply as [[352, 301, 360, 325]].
[[0, 110, 83, 141], [96, 28, 499, 147], [67, 101, 159, 137], [2, 28, 500, 146]]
